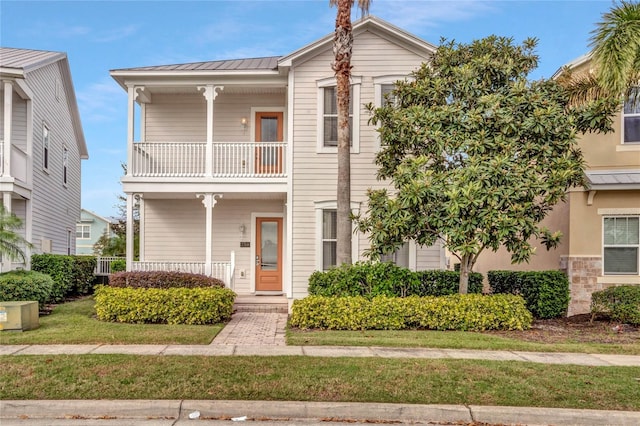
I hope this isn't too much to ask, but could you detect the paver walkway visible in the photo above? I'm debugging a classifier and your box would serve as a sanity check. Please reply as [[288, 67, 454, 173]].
[[212, 312, 287, 345]]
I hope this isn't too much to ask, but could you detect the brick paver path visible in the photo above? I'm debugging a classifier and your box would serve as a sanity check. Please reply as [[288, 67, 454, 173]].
[[212, 312, 288, 346]]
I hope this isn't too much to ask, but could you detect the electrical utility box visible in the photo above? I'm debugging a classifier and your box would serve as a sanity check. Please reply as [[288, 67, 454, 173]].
[[0, 301, 39, 331]]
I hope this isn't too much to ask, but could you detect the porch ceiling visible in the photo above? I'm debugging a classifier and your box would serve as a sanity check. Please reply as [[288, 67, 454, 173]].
[[138, 192, 286, 201], [137, 85, 286, 96]]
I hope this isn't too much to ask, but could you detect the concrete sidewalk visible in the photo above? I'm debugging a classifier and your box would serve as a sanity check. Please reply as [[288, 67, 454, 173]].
[[2, 343, 640, 366], [2, 399, 639, 425]]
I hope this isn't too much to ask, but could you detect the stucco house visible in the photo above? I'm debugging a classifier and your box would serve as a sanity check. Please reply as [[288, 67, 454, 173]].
[[109, 16, 447, 301], [0, 47, 88, 271], [474, 54, 640, 315], [76, 208, 114, 255]]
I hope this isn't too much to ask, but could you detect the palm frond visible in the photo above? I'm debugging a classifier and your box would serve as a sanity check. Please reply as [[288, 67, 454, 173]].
[[557, 67, 613, 106]]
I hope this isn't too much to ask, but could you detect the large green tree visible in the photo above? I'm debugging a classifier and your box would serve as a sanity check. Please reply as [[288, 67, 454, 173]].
[[330, 0, 370, 266], [356, 36, 616, 293]]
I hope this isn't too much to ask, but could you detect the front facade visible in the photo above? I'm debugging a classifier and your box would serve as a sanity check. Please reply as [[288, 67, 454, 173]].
[[474, 55, 640, 315], [0, 47, 88, 270], [111, 17, 446, 299], [76, 209, 114, 255]]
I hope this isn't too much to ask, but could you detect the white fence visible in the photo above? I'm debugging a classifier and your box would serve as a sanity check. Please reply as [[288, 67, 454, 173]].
[[131, 252, 236, 287], [95, 257, 125, 276], [132, 142, 287, 178]]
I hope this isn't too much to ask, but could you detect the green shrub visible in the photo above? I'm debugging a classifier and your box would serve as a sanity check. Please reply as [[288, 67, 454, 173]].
[[0, 270, 54, 309], [70, 256, 97, 295], [591, 285, 640, 325], [31, 254, 74, 303], [488, 270, 569, 319], [94, 285, 236, 325], [110, 259, 126, 273], [108, 271, 226, 289], [289, 294, 532, 331], [308, 262, 483, 298]]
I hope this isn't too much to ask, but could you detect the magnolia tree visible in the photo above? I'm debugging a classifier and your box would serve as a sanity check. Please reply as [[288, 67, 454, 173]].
[[356, 36, 617, 293]]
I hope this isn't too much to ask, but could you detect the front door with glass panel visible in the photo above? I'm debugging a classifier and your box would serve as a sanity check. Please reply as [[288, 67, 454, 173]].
[[255, 217, 283, 291], [255, 112, 283, 174]]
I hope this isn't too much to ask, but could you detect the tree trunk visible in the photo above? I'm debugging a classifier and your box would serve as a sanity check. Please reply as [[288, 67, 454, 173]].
[[458, 254, 471, 294], [333, 1, 353, 266]]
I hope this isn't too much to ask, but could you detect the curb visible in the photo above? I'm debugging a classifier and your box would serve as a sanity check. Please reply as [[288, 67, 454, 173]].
[[2, 400, 640, 425]]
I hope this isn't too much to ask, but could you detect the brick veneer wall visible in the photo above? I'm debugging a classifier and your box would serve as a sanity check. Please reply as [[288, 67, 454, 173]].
[[560, 255, 622, 316]]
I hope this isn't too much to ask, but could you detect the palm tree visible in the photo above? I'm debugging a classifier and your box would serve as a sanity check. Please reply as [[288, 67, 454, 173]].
[[561, 1, 639, 105], [330, 0, 371, 265], [0, 206, 32, 265]]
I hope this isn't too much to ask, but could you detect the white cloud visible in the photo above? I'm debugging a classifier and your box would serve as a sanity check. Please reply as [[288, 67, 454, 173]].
[[76, 78, 125, 123]]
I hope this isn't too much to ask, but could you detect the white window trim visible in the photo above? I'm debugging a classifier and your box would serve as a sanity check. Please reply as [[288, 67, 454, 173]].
[[42, 122, 50, 173], [62, 144, 68, 187], [76, 224, 91, 240], [316, 76, 361, 154], [622, 88, 640, 145], [372, 75, 411, 151], [601, 215, 640, 276], [314, 200, 360, 270]]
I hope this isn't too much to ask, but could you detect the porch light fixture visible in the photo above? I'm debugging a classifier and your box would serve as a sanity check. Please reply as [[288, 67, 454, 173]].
[[239, 224, 246, 237], [240, 117, 248, 130]]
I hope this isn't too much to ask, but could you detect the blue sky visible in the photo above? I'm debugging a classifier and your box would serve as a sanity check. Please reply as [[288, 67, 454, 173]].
[[1, 0, 614, 218]]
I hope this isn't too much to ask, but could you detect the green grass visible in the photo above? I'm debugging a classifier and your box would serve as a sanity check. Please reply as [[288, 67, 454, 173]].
[[1, 355, 638, 410], [286, 329, 640, 355], [0, 298, 223, 345]]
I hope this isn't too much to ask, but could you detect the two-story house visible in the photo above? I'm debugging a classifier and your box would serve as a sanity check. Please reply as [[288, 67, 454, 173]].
[[76, 208, 114, 255], [0, 47, 88, 271], [473, 54, 640, 315], [110, 16, 447, 300]]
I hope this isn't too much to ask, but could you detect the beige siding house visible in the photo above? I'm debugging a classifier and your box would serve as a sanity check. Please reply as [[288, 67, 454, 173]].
[[474, 54, 640, 315], [110, 16, 446, 301], [0, 47, 88, 270]]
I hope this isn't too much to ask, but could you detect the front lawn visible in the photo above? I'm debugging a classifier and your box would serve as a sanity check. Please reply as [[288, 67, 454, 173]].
[[0, 297, 223, 345], [1, 355, 638, 411]]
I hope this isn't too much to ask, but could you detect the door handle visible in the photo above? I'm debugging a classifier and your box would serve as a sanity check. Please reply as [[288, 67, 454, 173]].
[[255, 255, 260, 266]]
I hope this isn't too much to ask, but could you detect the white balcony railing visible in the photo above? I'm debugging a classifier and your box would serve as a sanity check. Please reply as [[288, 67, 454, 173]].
[[131, 252, 236, 288], [132, 142, 287, 178]]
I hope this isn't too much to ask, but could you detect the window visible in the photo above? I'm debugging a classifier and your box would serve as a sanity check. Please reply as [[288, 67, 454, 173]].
[[322, 209, 337, 271], [380, 242, 410, 268], [624, 87, 640, 144], [42, 124, 50, 170], [603, 216, 639, 274], [380, 83, 398, 107], [317, 76, 361, 153], [62, 146, 68, 185], [76, 224, 90, 239], [323, 86, 353, 147]]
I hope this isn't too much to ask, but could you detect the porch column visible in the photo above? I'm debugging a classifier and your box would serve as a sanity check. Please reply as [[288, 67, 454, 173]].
[[126, 193, 134, 271], [3, 80, 13, 176], [197, 85, 223, 177], [2, 192, 11, 272], [126, 86, 135, 177], [197, 193, 222, 276]]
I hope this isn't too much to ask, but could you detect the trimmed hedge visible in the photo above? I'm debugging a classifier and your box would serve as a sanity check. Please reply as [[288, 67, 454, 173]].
[[289, 294, 532, 331], [71, 256, 97, 295], [31, 254, 97, 302], [94, 285, 236, 325], [0, 270, 54, 309], [591, 285, 640, 325], [488, 270, 569, 319], [109, 271, 225, 289], [308, 262, 482, 297]]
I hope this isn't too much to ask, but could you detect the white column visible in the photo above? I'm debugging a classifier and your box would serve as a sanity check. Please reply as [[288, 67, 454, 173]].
[[3, 81, 13, 176], [126, 86, 136, 177], [197, 85, 223, 177], [138, 195, 145, 261], [2, 192, 12, 272], [197, 193, 222, 276], [25, 197, 32, 269], [126, 193, 134, 271]]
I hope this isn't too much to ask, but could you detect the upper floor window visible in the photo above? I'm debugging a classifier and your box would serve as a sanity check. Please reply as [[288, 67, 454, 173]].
[[42, 124, 50, 171], [317, 76, 361, 153], [76, 224, 90, 239], [380, 83, 399, 107], [62, 146, 68, 185], [623, 87, 640, 144], [603, 216, 639, 275]]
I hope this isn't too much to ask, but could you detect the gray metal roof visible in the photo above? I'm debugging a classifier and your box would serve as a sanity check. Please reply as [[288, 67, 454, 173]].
[[0, 47, 66, 72], [586, 170, 640, 187], [113, 56, 280, 72]]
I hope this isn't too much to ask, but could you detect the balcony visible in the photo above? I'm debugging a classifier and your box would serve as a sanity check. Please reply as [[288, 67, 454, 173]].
[[131, 142, 287, 179]]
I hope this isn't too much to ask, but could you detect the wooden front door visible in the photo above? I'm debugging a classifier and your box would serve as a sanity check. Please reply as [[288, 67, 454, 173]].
[[255, 111, 283, 174], [255, 217, 283, 291]]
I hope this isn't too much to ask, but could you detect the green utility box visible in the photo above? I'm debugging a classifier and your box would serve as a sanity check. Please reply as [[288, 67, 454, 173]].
[[0, 301, 39, 331]]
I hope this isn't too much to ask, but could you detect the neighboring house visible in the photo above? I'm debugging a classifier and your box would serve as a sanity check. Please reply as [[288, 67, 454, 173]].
[[76, 208, 114, 255], [0, 47, 88, 270], [474, 54, 640, 315], [109, 16, 446, 300]]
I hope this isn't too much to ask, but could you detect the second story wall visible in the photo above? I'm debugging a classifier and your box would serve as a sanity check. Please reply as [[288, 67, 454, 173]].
[[0, 89, 28, 151], [580, 114, 640, 170]]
